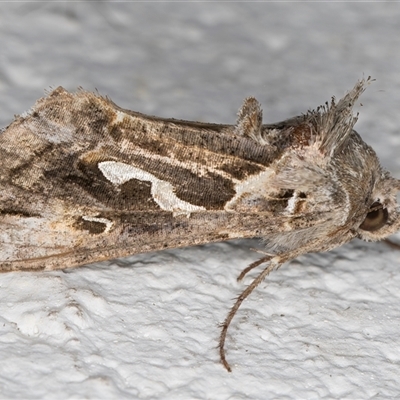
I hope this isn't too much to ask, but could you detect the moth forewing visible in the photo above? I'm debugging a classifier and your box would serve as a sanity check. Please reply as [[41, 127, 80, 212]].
[[1, 78, 400, 372]]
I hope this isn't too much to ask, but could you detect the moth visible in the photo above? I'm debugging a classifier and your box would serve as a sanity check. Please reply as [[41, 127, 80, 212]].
[[1, 77, 399, 371]]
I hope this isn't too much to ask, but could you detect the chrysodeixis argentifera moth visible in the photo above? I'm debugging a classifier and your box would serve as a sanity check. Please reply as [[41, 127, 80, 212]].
[[1, 77, 399, 371]]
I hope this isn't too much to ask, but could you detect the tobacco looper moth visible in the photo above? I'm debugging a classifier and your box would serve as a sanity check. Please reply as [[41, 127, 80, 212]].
[[1, 78, 399, 371]]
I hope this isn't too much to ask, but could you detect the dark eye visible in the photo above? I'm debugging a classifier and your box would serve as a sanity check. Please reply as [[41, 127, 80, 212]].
[[359, 202, 388, 232]]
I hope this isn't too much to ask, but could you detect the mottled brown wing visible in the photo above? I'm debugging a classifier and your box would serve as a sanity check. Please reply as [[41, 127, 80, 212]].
[[0, 88, 291, 271]]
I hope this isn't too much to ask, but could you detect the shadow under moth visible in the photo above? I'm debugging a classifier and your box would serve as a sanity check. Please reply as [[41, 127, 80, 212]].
[[1, 77, 400, 371]]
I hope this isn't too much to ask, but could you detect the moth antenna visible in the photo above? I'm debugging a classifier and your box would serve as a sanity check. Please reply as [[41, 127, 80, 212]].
[[237, 253, 273, 282], [383, 239, 400, 250], [219, 255, 276, 372], [250, 248, 275, 256]]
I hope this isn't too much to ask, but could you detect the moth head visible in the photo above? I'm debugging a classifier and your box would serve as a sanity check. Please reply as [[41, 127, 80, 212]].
[[308, 78, 400, 243], [356, 176, 400, 241]]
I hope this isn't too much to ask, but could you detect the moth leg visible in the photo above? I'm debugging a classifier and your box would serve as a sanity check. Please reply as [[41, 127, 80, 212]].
[[237, 249, 275, 281], [220, 246, 307, 372], [237, 254, 273, 282], [219, 257, 277, 372]]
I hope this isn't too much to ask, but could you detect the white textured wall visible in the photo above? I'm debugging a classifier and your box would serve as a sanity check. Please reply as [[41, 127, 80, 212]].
[[1, 3, 400, 399]]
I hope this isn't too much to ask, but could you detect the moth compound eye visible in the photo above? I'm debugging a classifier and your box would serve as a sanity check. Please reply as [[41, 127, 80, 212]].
[[359, 202, 388, 232]]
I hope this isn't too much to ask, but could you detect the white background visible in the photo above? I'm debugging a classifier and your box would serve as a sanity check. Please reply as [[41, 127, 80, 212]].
[[1, 3, 400, 399]]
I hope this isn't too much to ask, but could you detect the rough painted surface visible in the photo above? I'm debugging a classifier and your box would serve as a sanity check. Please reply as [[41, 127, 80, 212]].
[[1, 3, 400, 399]]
